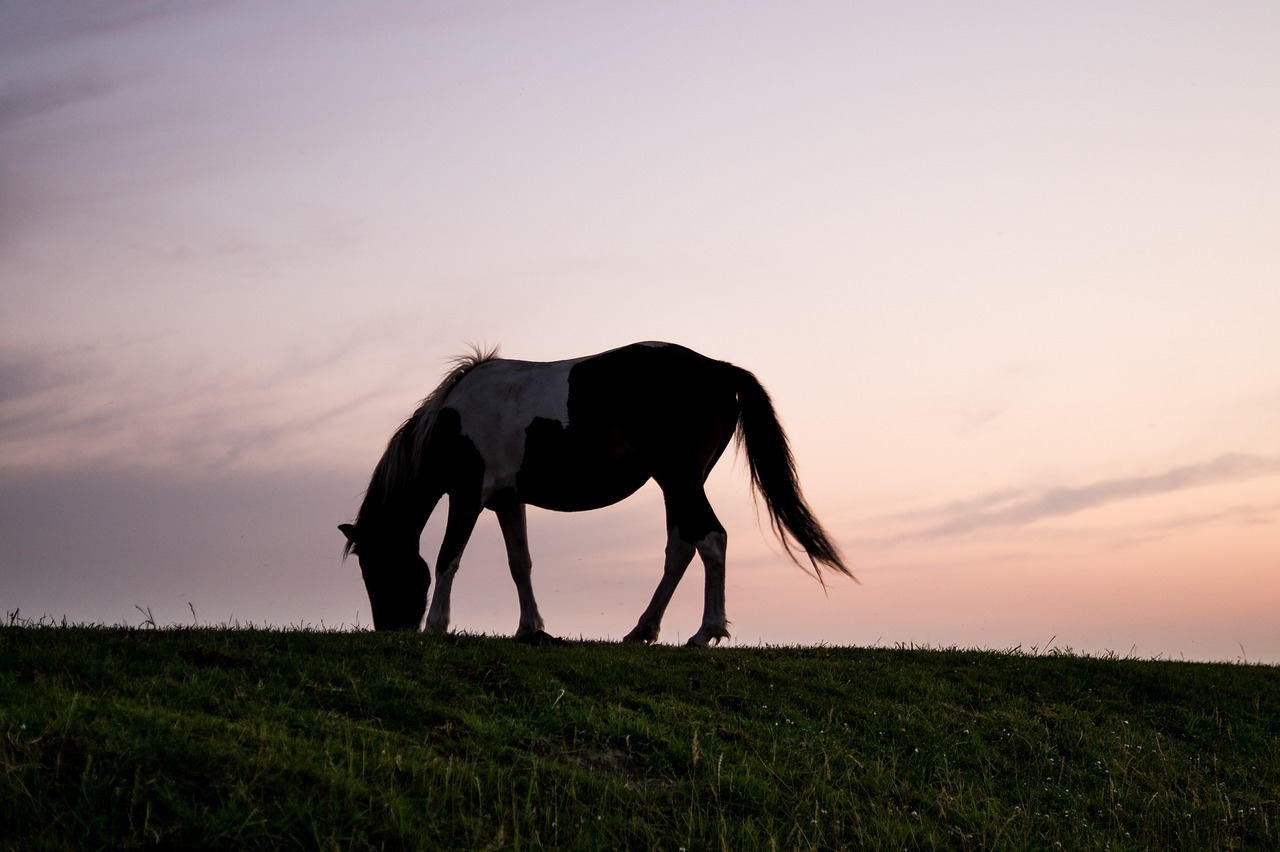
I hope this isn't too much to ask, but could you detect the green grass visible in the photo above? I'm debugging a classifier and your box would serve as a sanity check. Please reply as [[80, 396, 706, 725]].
[[2, 624, 1276, 850]]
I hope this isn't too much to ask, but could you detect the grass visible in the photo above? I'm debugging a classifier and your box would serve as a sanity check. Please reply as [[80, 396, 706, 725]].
[[1, 622, 1277, 850]]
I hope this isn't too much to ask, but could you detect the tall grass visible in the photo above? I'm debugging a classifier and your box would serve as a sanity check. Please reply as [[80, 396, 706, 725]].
[[2, 624, 1276, 849]]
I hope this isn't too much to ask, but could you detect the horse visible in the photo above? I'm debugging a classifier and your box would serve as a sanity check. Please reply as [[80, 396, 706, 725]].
[[339, 341, 851, 646]]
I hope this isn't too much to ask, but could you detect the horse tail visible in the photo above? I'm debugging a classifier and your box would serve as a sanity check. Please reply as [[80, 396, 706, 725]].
[[729, 365, 855, 586]]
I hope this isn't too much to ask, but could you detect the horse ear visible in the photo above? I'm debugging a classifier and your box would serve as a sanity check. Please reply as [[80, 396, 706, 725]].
[[338, 523, 358, 543]]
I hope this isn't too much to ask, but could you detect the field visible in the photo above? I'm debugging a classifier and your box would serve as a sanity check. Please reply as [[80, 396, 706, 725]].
[[2, 624, 1277, 850]]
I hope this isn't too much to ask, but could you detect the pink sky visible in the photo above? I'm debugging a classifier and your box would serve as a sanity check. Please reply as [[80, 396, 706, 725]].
[[2, 2, 1277, 662]]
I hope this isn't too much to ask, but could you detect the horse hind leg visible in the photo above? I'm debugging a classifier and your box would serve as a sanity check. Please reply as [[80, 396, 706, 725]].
[[626, 478, 729, 646], [624, 528, 696, 644], [687, 529, 730, 647]]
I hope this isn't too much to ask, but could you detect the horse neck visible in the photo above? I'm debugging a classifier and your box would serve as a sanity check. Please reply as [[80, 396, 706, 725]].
[[356, 471, 442, 546]]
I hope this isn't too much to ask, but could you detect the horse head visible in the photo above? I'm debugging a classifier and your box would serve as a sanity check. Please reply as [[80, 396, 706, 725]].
[[339, 523, 429, 630]]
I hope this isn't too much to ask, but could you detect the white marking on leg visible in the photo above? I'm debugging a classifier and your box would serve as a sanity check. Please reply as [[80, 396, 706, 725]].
[[495, 501, 545, 638], [424, 556, 460, 633], [425, 497, 481, 634], [688, 530, 730, 647]]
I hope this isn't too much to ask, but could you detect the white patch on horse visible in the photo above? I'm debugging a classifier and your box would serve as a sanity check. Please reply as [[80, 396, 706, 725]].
[[689, 530, 730, 646], [443, 357, 583, 501]]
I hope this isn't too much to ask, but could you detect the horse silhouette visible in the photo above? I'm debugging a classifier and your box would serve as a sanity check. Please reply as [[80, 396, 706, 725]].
[[340, 341, 851, 646]]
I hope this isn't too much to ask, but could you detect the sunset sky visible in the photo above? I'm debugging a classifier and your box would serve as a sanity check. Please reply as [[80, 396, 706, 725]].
[[3, 2, 1277, 662]]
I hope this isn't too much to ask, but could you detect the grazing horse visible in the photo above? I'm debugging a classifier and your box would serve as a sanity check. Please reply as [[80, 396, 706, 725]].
[[339, 341, 851, 646]]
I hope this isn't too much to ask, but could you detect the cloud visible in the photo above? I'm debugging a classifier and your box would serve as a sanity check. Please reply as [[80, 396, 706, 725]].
[[883, 454, 1280, 541], [0, 343, 113, 429], [0, 335, 401, 479], [0, 73, 115, 132], [0, 1, 228, 53], [0, 69, 113, 248], [0, 350, 65, 404]]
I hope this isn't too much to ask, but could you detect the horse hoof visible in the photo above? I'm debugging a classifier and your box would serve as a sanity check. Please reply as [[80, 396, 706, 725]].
[[516, 630, 568, 646], [686, 631, 728, 648]]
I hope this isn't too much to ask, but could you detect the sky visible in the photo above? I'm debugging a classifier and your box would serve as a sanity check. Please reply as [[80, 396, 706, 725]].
[[2, 1, 1278, 663]]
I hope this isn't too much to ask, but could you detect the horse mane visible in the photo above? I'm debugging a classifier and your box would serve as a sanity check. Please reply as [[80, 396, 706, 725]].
[[345, 344, 500, 555]]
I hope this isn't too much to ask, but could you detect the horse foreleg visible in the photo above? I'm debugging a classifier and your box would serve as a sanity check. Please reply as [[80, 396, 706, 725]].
[[687, 530, 730, 647], [623, 527, 696, 644], [424, 498, 481, 634], [493, 499, 546, 639]]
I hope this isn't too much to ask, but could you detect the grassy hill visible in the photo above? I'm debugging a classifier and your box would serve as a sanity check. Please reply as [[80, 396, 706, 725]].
[[2, 625, 1276, 849]]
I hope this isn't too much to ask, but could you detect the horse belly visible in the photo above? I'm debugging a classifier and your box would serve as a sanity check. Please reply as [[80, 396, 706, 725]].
[[515, 418, 650, 512]]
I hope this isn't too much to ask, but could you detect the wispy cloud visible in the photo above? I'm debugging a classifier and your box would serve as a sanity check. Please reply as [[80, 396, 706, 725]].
[[0, 1, 228, 53], [868, 454, 1280, 542], [0, 335, 405, 479], [0, 73, 114, 132]]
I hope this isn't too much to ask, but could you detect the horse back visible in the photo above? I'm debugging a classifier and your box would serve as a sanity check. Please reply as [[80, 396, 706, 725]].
[[441, 343, 739, 511]]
